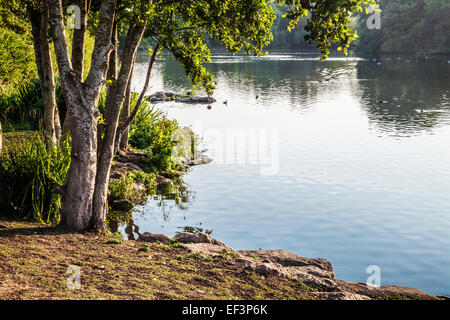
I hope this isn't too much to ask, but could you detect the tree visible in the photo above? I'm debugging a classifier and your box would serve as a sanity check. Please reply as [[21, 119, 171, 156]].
[[62, 0, 92, 136], [28, 0, 61, 143], [354, 0, 450, 56], [0, 0, 61, 142], [47, 0, 376, 232]]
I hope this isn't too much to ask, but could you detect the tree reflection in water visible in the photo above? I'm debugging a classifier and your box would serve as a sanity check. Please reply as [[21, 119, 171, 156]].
[[123, 176, 197, 240]]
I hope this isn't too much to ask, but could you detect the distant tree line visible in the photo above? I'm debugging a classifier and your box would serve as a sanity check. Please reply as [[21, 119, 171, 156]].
[[196, 0, 450, 56], [354, 0, 450, 56]]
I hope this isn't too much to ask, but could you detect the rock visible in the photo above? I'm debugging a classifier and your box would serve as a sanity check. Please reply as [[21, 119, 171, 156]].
[[191, 155, 213, 166], [181, 155, 213, 166], [180, 243, 236, 257], [138, 232, 172, 245], [147, 91, 216, 104], [174, 232, 225, 246], [237, 250, 338, 291], [109, 199, 134, 212], [255, 262, 290, 277], [285, 266, 337, 291], [335, 280, 439, 300], [311, 292, 371, 300], [112, 162, 143, 172], [239, 250, 333, 271], [156, 175, 172, 185]]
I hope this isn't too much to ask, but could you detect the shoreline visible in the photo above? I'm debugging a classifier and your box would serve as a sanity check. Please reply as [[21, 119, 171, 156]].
[[135, 230, 441, 301], [108, 146, 443, 300], [0, 218, 442, 300]]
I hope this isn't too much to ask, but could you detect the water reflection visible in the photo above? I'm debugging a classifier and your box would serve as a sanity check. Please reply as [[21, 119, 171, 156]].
[[128, 53, 450, 295], [355, 60, 450, 137], [121, 176, 197, 240]]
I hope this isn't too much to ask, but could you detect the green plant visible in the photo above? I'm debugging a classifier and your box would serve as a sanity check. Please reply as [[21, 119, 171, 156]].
[[108, 174, 144, 204], [106, 238, 122, 245], [219, 251, 240, 259], [138, 244, 149, 252], [127, 170, 157, 194], [181, 226, 213, 235], [128, 99, 192, 173], [189, 251, 206, 260], [0, 78, 66, 132], [0, 28, 36, 93], [0, 135, 71, 224]]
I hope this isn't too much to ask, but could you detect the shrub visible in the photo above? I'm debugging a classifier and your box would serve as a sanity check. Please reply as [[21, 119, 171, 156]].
[[0, 28, 36, 92], [0, 135, 71, 224], [0, 78, 66, 132], [108, 174, 144, 204]]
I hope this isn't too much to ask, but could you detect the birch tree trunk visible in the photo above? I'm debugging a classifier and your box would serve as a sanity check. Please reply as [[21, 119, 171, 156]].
[[91, 23, 145, 231], [49, 0, 116, 231], [29, 1, 58, 144], [118, 73, 132, 152], [116, 43, 160, 152], [62, 0, 90, 136]]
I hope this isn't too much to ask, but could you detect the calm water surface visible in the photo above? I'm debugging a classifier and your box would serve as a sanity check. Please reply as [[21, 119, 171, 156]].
[[128, 53, 450, 296]]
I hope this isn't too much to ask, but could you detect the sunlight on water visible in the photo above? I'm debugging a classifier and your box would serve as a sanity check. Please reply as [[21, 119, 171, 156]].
[[128, 53, 450, 296]]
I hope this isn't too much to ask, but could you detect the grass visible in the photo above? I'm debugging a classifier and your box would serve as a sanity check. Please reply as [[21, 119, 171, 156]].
[[0, 134, 71, 224], [0, 218, 318, 300]]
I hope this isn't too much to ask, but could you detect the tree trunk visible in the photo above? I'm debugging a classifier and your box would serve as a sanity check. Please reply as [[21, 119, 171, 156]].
[[0, 121, 2, 156], [29, 1, 58, 144], [107, 20, 119, 81], [117, 67, 132, 152], [116, 42, 160, 151], [54, 105, 62, 140], [49, 0, 116, 231], [91, 23, 145, 231], [62, 0, 90, 136]]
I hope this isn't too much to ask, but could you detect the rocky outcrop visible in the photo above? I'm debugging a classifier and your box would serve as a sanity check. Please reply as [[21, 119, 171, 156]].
[[111, 161, 144, 173], [174, 232, 225, 246], [181, 155, 213, 166], [136, 231, 440, 300], [335, 280, 438, 300], [173, 232, 235, 257], [147, 92, 216, 104], [138, 232, 172, 245], [237, 250, 338, 292], [310, 292, 372, 300]]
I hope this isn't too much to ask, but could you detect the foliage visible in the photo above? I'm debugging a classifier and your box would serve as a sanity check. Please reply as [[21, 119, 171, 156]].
[[181, 226, 213, 235], [0, 28, 37, 92], [109, 174, 145, 204], [128, 97, 186, 172], [355, 0, 450, 56], [0, 78, 66, 131], [134, 0, 376, 94], [106, 170, 157, 232], [0, 135, 71, 224]]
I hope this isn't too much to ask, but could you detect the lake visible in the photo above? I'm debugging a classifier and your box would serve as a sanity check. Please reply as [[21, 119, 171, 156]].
[[128, 53, 450, 296]]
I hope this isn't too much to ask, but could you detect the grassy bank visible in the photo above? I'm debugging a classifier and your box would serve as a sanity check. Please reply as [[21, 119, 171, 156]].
[[0, 219, 316, 300], [0, 85, 198, 229]]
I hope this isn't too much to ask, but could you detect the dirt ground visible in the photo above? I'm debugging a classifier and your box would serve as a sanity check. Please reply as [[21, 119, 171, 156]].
[[0, 218, 318, 300]]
